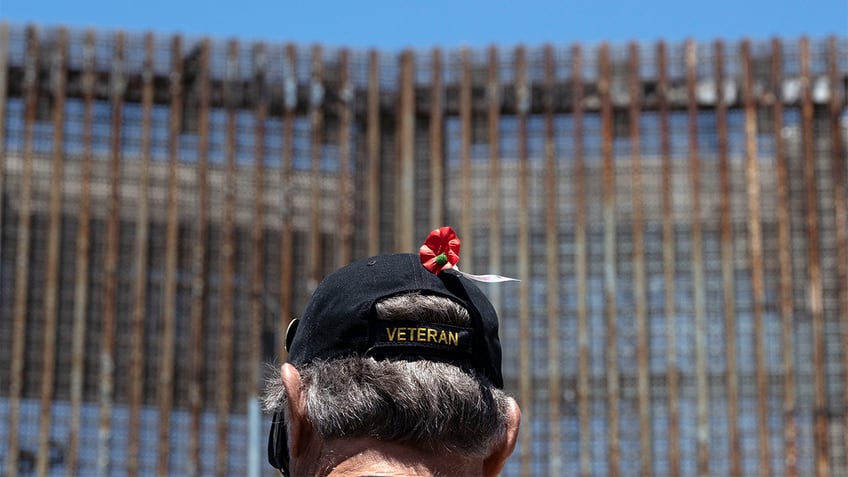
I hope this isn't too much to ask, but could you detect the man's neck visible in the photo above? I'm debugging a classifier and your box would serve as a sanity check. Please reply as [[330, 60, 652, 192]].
[[306, 437, 483, 477]]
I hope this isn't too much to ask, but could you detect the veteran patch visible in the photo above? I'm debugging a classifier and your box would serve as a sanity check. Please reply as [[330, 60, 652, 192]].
[[368, 320, 474, 356]]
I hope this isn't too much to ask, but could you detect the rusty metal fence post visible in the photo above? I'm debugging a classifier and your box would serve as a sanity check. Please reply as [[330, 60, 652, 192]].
[[36, 25, 67, 477], [6, 25, 38, 477]]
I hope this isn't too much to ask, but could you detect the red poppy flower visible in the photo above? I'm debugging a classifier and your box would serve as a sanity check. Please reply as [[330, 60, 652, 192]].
[[419, 226, 460, 274]]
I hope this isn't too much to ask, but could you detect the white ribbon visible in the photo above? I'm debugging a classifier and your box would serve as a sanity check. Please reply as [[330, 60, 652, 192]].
[[454, 266, 519, 283]]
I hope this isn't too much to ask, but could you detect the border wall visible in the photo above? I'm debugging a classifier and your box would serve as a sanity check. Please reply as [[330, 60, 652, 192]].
[[0, 23, 846, 476]]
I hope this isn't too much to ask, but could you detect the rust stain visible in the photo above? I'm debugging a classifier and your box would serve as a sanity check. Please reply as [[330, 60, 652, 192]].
[[800, 37, 829, 477], [187, 38, 211, 477], [66, 29, 97, 477], [715, 39, 742, 477], [599, 42, 621, 477], [97, 30, 126, 477], [572, 42, 592, 477], [826, 36, 848, 469], [248, 41, 268, 430], [657, 40, 681, 477], [514, 44, 533, 477], [395, 49, 415, 251], [308, 44, 323, 289], [543, 43, 562, 476], [6, 25, 38, 477], [487, 45, 503, 317], [216, 38, 240, 477], [337, 48, 353, 265], [366, 49, 380, 256], [36, 26, 67, 477], [685, 39, 710, 477], [628, 41, 653, 477], [279, 43, 297, 362], [459, 47, 472, 270], [156, 33, 183, 477], [429, 48, 444, 227], [770, 36, 799, 477], [740, 39, 773, 477], [126, 31, 154, 477]]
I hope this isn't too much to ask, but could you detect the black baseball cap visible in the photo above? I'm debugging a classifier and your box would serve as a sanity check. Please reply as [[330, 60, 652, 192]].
[[285, 253, 504, 388]]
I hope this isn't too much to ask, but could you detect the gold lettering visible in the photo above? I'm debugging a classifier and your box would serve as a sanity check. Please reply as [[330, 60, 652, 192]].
[[384, 326, 461, 346]]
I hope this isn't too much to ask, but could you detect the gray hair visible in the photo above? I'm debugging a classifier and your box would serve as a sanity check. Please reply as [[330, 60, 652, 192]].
[[263, 293, 512, 457]]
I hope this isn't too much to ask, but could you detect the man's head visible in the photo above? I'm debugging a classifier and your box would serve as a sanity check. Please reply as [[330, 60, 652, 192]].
[[264, 253, 520, 477]]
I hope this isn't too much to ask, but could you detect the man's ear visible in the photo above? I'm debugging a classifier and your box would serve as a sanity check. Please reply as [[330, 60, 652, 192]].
[[482, 397, 521, 477], [280, 363, 314, 460]]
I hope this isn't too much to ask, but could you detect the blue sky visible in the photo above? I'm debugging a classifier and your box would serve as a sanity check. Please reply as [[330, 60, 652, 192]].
[[1, 0, 845, 49]]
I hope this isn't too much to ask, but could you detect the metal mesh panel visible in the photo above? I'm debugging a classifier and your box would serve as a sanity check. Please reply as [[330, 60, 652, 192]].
[[0, 22, 846, 476]]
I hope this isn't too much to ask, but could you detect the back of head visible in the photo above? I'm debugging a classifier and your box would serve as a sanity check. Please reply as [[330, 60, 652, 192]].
[[266, 229, 520, 476], [293, 293, 512, 456]]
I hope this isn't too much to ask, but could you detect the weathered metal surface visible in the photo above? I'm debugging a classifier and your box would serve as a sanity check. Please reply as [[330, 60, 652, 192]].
[[308, 44, 323, 290], [657, 40, 681, 477], [827, 36, 848, 470], [740, 40, 772, 477], [599, 43, 621, 477], [0, 20, 7, 472], [97, 30, 125, 477], [127, 31, 154, 477], [157, 34, 183, 477], [247, 41, 268, 477], [187, 38, 211, 477], [514, 44, 532, 477], [572, 43, 592, 477], [66, 29, 96, 477], [685, 39, 710, 477], [770, 37, 799, 477], [628, 41, 652, 477], [800, 37, 829, 477], [542, 43, 561, 477], [459, 48, 472, 270], [0, 22, 8, 280], [279, 43, 297, 361], [7, 24, 37, 477], [430, 48, 445, 227], [216, 38, 239, 477], [36, 26, 67, 477], [429, 48, 444, 227], [487, 45, 502, 316], [715, 39, 742, 477], [396, 50, 414, 252], [366, 49, 380, 256], [249, 41, 268, 380], [337, 48, 352, 265]]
